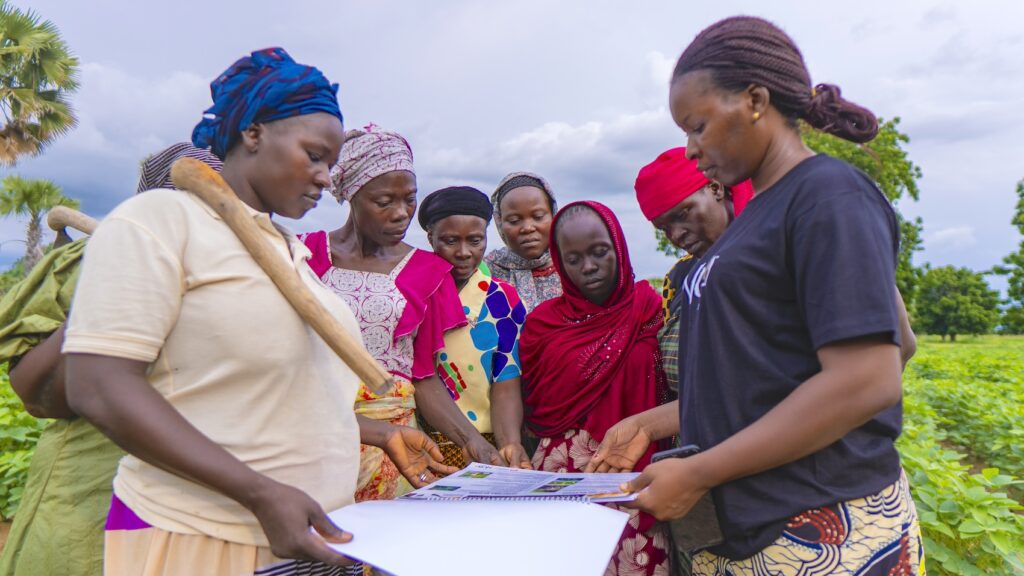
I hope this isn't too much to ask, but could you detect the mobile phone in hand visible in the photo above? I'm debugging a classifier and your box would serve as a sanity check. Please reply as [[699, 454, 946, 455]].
[[651, 444, 700, 463], [650, 443, 723, 553]]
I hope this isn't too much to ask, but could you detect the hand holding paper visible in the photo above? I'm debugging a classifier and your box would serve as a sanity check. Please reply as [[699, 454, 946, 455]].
[[621, 457, 710, 521]]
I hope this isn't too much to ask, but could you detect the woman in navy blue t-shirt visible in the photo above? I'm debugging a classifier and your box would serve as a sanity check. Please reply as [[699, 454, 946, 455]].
[[615, 16, 925, 575]]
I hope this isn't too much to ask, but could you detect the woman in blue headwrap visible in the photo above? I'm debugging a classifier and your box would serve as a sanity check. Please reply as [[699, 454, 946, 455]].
[[60, 48, 429, 576]]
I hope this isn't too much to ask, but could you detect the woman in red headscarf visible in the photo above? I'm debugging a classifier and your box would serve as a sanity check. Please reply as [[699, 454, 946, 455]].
[[635, 147, 753, 399], [521, 200, 669, 576]]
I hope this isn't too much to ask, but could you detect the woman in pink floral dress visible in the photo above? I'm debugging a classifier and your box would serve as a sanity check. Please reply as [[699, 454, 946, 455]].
[[302, 125, 504, 502]]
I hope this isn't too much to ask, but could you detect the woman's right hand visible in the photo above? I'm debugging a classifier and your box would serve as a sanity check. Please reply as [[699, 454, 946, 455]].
[[584, 416, 652, 473], [247, 478, 357, 566]]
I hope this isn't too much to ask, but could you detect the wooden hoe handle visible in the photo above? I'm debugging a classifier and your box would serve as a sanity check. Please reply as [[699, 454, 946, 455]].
[[47, 206, 98, 235], [170, 157, 393, 393]]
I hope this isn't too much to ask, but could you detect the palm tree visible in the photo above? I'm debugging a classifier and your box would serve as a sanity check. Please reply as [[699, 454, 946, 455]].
[[0, 175, 79, 272], [0, 2, 79, 165]]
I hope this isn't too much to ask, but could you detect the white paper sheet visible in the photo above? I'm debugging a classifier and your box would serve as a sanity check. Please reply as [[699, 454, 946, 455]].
[[327, 499, 629, 576]]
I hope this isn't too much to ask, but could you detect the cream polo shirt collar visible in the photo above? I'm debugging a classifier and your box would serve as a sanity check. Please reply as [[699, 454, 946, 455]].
[[181, 189, 314, 265]]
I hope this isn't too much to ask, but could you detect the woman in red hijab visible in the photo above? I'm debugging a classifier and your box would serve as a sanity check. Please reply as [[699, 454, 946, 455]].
[[521, 200, 669, 576]]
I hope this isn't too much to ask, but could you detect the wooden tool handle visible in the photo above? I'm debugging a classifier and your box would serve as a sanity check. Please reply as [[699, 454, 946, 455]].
[[170, 157, 394, 393], [47, 206, 98, 235]]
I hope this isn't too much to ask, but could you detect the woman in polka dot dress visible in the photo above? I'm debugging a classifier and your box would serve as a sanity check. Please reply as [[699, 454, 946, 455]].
[[418, 185, 532, 470]]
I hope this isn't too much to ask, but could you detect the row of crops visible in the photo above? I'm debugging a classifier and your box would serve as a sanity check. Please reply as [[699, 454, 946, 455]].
[[898, 336, 1024, 574]]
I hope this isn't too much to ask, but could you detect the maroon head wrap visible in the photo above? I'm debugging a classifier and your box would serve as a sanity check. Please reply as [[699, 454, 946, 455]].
[[521, 201, 665, 468], [634, 147, 754, 221]]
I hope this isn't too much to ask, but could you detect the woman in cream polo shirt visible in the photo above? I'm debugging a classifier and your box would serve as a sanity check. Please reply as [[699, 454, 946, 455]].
[[62, 48, 398, 576]]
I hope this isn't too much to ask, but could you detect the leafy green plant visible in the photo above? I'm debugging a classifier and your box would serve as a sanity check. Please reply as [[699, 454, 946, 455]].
[[0, 366, 47, 519], [906, 340, 1024, 479]]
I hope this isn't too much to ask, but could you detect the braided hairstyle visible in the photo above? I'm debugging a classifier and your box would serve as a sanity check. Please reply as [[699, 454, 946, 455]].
[[673, 16, 878, 144]]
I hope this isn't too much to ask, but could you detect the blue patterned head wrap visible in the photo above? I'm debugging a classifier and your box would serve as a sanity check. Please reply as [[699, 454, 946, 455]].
[[191, 47, 343, 159]]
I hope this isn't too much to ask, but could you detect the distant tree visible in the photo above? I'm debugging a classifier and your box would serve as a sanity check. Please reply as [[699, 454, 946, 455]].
[[0, 2, 79, 165], [1001, 306, 1024, 335], [992, 179, 1024, 333], [915, 265, 999, 342], [655, 229, 684, 259], [0, 175, 78, 272]]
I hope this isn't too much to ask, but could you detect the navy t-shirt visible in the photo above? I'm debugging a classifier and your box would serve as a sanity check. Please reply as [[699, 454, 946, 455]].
[[677, 154, 903, 559]]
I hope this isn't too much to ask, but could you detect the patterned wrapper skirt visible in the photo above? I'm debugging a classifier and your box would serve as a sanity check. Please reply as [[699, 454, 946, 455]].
[[691, 470, 925, 576], [354, 379, 417, 502]]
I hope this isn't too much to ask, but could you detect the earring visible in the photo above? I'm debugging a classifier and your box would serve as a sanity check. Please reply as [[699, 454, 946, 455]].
[[710, 182, 724, 201], [752, 111, 761, 122]]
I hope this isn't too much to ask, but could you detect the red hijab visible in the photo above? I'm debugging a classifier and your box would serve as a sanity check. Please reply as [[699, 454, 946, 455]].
[[521, 201, 665, 467]]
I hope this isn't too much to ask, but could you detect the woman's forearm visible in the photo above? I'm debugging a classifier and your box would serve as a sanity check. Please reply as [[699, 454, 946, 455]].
[[490, 378, 524, 448], [357, 414, 394, 448], [65, 353, 271, 508], [690, 340, 901, 490], [895, 287, 917, 369], [634, 401, 680, 442], [414, 375, 481, 447], [9, 325, 75, 419]]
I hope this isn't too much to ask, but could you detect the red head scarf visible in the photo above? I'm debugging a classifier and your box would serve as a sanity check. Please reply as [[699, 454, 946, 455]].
[[521, 201, 665, 467], [634, 147, 754, 221]]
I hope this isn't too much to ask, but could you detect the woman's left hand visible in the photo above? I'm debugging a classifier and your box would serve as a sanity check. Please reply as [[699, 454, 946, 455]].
[[382, 426, 459, 488], [463, 435, 507, 466], [621, 457, 712, 522], [499, 443, 533, 469]]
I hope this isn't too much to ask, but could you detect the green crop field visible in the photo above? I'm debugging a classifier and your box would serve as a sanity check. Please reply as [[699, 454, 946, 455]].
[[899, 336, 1024, 574], [1, 337, 1023, 571]]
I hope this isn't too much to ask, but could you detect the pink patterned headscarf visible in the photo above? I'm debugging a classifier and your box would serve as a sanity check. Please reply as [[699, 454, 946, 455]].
[[331, 123, 415, 203]]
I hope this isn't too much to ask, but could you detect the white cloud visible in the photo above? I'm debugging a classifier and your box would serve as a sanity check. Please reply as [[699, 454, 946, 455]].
[[68, 62, 209, 158], [645, 51, 675, 89], [419, 106, 678, 192], [920, 4, 957, 28], [926, 226, 977, 250]]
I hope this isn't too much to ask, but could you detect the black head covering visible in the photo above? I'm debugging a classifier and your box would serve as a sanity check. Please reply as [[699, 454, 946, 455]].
[[418, 186, 493, 230]]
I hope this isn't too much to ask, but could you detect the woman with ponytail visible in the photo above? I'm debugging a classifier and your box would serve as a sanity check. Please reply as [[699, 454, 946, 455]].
[[620, 16, 924, 575]]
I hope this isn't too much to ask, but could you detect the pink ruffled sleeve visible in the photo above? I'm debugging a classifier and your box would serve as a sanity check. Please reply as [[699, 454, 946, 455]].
[[393, 250, 467, 381], [410, 272, 465, 380]]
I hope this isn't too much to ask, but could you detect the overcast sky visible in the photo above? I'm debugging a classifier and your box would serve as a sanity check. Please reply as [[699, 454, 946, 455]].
[[4, 1, 1022, 289]]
